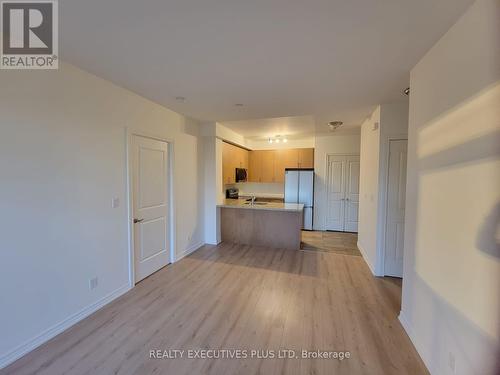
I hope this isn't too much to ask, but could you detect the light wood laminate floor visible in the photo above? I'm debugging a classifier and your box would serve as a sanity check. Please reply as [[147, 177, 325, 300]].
[[2, 238, 428, 375], [301, 230, 362, 256]]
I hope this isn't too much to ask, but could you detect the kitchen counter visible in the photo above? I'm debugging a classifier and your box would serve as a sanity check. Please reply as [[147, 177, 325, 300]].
[[218, 199, 303, 250], [218, 198, 303, 212]]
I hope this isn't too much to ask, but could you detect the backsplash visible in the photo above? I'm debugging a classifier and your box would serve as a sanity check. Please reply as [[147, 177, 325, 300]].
[[226, 182, 284, 198]]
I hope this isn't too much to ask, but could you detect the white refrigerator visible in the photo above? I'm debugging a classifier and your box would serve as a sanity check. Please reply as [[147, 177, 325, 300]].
[[284, 169, 314, 230]]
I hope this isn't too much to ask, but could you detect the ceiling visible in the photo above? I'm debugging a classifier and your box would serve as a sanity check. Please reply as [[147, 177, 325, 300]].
[[60, 0, 474, 132], [219, 115, 361, 140]]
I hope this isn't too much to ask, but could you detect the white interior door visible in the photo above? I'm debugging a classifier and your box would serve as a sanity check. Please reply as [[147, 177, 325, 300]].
[[384, 140, 407, 277], [344, 157, 360, 232], [326, 155, 360, 232], [132, 135, 170, 283], [326, 156, 345, 231]]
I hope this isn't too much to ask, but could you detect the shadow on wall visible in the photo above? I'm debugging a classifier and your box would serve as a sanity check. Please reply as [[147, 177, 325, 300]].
[[476, 201, 500, 259], [408, 272, 500, 375], [403, 82, 500, 374]]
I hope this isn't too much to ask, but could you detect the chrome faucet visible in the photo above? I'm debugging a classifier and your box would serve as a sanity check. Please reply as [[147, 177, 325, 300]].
[[251, 196, 256, 205]]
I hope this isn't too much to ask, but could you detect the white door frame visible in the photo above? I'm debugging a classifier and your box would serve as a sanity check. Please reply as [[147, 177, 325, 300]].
[[324, 153, 360, 231], [377, 136, 408, 276], [126, 128, 176, 287]]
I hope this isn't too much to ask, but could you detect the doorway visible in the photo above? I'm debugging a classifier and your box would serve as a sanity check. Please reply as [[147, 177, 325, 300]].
[[383, 139, 408, 277], [325, 154, 360, 232], [130, 134, 171, 283]]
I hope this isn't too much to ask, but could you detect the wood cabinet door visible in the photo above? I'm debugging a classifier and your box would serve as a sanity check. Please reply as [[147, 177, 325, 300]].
[[248, 151, 262, 182], [273, 150, 286, 183], [241, 149, 249, 169], [222, 142, 235, 184], [298, 148, 314, 168], [236, 147, 249, 169], [274, 149, 298, 182], [261, 150, 275, 182], [283, 149, 299, 169]]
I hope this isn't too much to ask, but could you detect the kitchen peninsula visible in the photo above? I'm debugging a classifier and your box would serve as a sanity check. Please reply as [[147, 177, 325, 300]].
[[217, 198, 304, 250]]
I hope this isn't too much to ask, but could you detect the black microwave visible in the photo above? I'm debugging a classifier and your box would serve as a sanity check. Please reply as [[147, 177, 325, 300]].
[[235, 168, 247, 182]]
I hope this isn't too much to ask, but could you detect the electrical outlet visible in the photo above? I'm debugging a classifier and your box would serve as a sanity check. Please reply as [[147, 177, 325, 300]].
[[89, 277, 98, 290], [111, 197, 120, 208], [448, 352, 456, 373]]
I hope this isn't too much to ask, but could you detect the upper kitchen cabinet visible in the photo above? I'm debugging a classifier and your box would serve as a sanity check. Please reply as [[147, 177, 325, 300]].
[[222, 142, 234, 184], [249, 150, 276, 183], [261, 150, 275, 182], [222, 142, 249, 184], [298, 148, 314, 168], [248, 151, 262, 182], [236, 146, 249, 169], [226, 146, 314, 184], [274, 149, 297, 182]]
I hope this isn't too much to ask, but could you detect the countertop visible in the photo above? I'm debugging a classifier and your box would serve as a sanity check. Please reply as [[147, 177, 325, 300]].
[[218, 198, 304, 212]]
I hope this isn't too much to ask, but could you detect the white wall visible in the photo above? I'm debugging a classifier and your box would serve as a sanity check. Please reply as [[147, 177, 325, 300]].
[[313, 134, 361, 230], [357, 101, 409, 275], [0, 63, 205, 367], [215, 123, 249, 148], [401, 0, 500, 374], [201, 123, 223, 245], [357, 107, 381, 270], [203, 134, 218, 245]]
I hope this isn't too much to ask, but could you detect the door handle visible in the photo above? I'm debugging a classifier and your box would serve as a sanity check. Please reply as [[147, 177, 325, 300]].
[[133, 218, 144, 224]]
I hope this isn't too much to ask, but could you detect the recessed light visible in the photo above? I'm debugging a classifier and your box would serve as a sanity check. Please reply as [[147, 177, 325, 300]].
[[268, 138, 273, 143], [283, 138, 288, 143], [175, 96, 186, 102]]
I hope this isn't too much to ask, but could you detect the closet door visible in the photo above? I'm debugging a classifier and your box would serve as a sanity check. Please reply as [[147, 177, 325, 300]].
[[326, 155, 346, 231], [344, 156, 360, 232], [384, 140, 407, 277]]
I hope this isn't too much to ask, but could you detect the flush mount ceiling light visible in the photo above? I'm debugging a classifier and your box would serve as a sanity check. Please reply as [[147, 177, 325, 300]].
[[403, 87, 410, 96], [328, 121, 343, 131]]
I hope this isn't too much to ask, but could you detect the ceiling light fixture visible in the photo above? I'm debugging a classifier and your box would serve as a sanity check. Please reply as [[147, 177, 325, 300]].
[[175, 96, 186, 102], [328, 121, 343, 131], [268, 135, 288, 144], [234, 103, 244, 107]]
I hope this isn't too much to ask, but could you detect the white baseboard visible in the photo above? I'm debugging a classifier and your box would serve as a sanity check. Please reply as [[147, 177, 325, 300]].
[[399, 311, 433, 374], [356, 241, 378, 276], [398, 310, 413, 339], [175, 242, 204, 262], [0, 283, 131, 370]]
